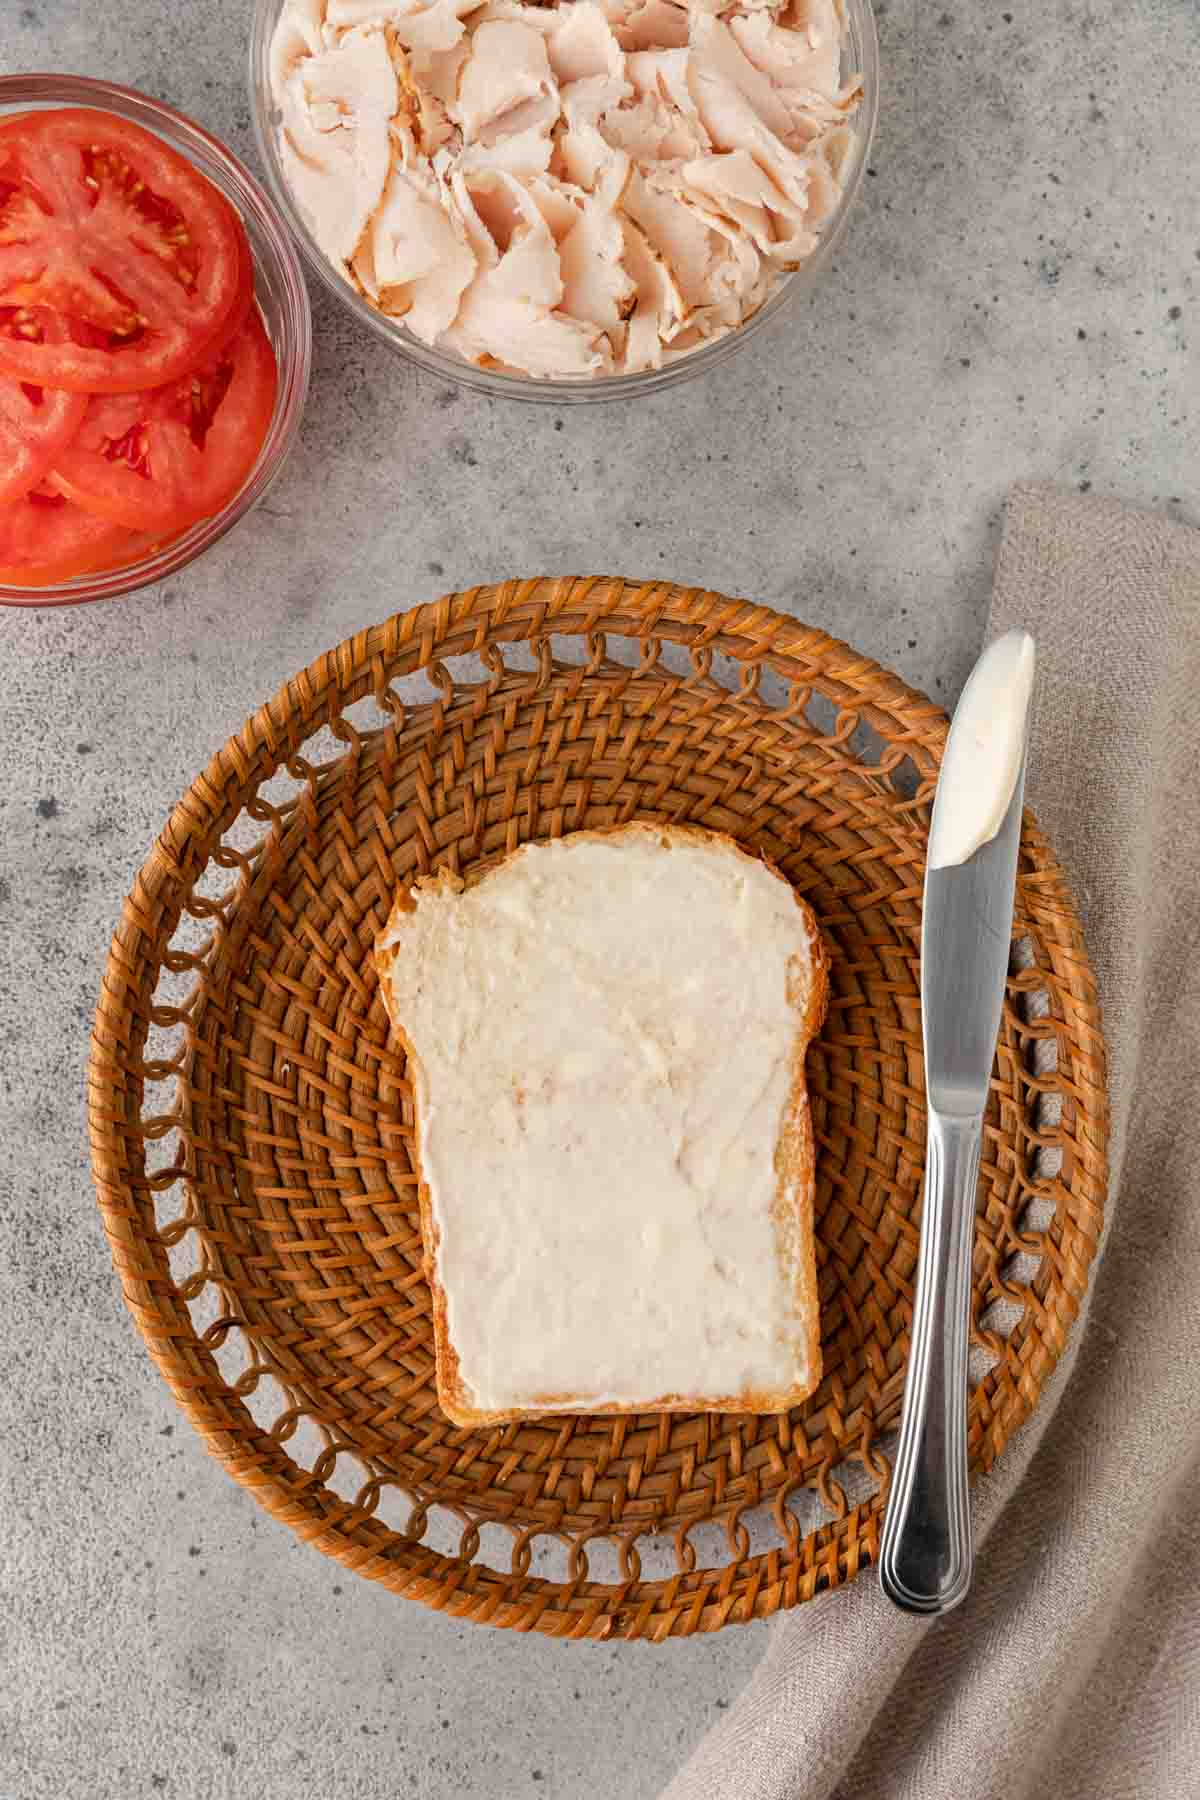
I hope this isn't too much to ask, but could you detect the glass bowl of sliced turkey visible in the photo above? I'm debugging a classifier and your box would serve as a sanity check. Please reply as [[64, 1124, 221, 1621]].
[[251, 0, 877, 401]]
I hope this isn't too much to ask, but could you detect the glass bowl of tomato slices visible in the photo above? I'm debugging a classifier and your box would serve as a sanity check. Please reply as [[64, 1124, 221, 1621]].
[[0, 75, 311, 606]]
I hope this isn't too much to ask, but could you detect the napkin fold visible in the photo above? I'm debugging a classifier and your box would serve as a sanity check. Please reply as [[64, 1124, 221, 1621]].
[[665, 483, 1200, 1800]]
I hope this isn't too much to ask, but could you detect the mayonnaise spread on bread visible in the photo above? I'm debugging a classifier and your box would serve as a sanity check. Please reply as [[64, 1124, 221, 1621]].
[[377, 831, 821, 1411], [927, 630, 1036, 871]]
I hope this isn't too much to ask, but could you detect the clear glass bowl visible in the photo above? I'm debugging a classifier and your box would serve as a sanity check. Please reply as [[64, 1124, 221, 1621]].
[[0, 75, 312, 608], [250, 0, 878, 405]]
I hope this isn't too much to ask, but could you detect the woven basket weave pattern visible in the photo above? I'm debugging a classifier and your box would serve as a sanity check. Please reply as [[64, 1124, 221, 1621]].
[[88, 580, 1108, 1640]]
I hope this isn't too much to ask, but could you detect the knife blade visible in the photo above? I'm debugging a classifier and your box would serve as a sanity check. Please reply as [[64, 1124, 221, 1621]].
[[922, 749, 1029, 1117]]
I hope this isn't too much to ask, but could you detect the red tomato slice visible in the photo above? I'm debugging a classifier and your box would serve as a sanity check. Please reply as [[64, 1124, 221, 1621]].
[[0, 109, 248, 394], [48, 309, 277, 534], [0, 308, 88, 503], [0, 484, 133, 585]]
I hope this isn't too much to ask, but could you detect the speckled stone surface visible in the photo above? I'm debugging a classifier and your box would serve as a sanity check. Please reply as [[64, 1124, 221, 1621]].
[[1, 1, 1197, 1796]]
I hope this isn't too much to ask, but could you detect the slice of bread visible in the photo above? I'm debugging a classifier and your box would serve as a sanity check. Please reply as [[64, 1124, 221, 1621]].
[[374, 824, 829, 1428]]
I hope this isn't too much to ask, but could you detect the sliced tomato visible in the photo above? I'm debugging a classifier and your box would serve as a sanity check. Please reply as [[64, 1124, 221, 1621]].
[[0, 483, 133, 585], [0, 307, 88, 503], [48, 309, 277, 534], [0, 109, 248, 393]]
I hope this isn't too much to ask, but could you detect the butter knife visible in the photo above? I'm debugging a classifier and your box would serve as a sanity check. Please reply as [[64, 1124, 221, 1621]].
[[878, 632, 1035, 1615]]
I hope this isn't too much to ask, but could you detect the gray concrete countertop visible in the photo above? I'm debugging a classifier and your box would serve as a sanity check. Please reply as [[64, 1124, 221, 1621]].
[[1, 1, 1197, 1796]]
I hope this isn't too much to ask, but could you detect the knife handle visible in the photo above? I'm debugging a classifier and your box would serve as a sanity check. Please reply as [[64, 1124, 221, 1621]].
[[878, 1107, 980, 1615]]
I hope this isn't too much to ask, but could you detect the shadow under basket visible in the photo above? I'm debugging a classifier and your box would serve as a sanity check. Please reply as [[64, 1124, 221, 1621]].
[[87, 580, 1108, 1641]]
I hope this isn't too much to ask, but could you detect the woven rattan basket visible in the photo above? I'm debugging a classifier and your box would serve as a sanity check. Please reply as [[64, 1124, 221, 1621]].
[[88, 580, 1108, 1641]]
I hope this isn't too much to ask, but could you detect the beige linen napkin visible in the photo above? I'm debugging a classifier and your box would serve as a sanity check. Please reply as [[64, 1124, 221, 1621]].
[[666, 482, 1200, 1800]]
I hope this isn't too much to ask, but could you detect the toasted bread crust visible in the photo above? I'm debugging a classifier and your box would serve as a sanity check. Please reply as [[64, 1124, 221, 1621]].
[[373, 823, 830, 1427]]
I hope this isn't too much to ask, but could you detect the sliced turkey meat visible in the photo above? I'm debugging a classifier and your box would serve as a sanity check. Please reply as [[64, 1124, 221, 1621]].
[[353, 161, 476, 338], [620, 213, 688, 370], [775, 0, 846, 97], [269, 0, 325, 96], [445, 186, 613, 374], [453, 21, 558, 142], [269, 0, 862, 377], [622, 165, 725, 308], [546, 2, 626, 85], [409, 36, 470, 106], [557, 72, 634, 186], [276, 24, 397, 264], [729, 8, 848, 105], [625, 48, 711, 156], [525, 174, 586, 243], [458, 120, 555, 177], [682, 148, 818, 264], [555, 145, 632, 328], [616, 0, 689, 53], [559, 197, 636, 329], [686, 17, 817, 211]]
